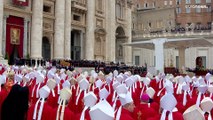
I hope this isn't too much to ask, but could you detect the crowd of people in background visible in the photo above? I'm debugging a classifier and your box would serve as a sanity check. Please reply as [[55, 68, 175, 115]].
[[149, 25, 211, 35], [1, 62, 213, 120], [14, 58, 147, 76]]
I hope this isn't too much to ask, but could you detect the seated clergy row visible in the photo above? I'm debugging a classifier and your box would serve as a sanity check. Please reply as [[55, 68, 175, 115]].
[[0, 64, 213, 120]]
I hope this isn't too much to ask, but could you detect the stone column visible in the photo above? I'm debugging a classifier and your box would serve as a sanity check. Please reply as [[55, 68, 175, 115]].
[[153, 38, 166, 73], [31, 0, 43, 59], [124, 4, 132, 65], [0, 0, 4, 59], [54, 0, 65, 59], [2, 15, 9, 57], [64, 0, 71, 59], [211, 22, 213, 33], [105, 0, 110, 62], [23, 18, 29, 58], [178, 47, 186, 73], [106, 0, 116, 62], [85, 0, 95, 60], [80, 32, 84, 59]]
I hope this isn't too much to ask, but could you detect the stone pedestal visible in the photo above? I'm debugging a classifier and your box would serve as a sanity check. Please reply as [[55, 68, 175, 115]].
[[0, 59, 8, 65]]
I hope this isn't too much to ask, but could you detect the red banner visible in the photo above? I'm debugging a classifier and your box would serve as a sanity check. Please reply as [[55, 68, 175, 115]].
[[6, 16, 24, 58], [13, 0, 29, 6]]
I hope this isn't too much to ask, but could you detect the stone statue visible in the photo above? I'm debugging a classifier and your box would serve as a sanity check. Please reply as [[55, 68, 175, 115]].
[[185, 24, 189, 32], [118, 45, 123, 56]]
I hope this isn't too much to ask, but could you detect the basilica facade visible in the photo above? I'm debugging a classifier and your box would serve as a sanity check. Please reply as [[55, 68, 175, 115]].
[[1, 0, 213, 72], [0, 0, 133, 64]]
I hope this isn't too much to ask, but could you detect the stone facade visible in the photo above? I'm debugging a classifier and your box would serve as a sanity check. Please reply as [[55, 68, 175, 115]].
[[134, 8, 176, 34], [0, 0, 133, 64], [2, 0, 212, 69], [136, 0, 213, 30], [131, 0, 213, 70]]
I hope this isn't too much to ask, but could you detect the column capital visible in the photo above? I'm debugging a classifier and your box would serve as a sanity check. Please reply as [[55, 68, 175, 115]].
[[24, 18, 30, 23], [176, 46, 187, 50], [152, 38, 167, 45], [3, 14, 9, 19]]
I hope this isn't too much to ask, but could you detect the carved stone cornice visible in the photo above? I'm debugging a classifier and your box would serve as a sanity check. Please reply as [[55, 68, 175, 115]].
[[71, 0, 87, 13], [4, 5, 32, 15]]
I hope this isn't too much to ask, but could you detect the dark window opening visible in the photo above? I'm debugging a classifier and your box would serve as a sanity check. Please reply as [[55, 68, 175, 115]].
[[73, 15, 81, 21], [43, 5, 51, 13]]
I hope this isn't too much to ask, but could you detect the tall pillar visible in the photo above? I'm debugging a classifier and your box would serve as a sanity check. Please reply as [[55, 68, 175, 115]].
[[80, 32, 84, 59], [0, 0, 4, 59], [124, 4, 132, 65], [178, 47, 186, 73], [31, 0, 43, 59], [64, 0, 71, 59], [23, 18, 29, 57], [153, 38, 166, 73], [2, 15, 9, 58], [54, 0, 65, 59], [105, 0, 110, 62], [106, 0, 116, 62], [85, 0, 95, 60], [211, 22, 213, 33]]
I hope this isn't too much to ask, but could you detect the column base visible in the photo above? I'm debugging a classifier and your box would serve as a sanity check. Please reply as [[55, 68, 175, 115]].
[[0, 59, 8, 65]]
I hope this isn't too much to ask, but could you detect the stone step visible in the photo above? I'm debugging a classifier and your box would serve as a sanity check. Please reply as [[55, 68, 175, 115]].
[[0, 59, 8, 65]]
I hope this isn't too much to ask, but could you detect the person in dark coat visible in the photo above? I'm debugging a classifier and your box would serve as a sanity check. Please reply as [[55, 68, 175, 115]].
[[1, 84, 29, 120]]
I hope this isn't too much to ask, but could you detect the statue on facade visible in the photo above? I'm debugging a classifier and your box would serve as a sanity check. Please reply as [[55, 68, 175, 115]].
[[189, 23, 195, 32], [196, 57, 204, 71], [118, 45, 123, 57], [185, 24, 189, 32]]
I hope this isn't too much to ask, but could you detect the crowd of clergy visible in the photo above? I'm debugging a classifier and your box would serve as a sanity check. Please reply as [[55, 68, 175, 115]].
[[0, 63, 213, 120]]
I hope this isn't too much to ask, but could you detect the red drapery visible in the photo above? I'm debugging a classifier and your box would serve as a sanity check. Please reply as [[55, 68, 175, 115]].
[[12, 0, 29, 6], [6, 16, 24, 58]]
